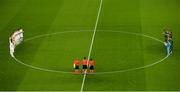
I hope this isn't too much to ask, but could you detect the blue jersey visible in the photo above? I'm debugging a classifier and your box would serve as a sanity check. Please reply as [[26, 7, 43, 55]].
[[167, 42, 171, 48]]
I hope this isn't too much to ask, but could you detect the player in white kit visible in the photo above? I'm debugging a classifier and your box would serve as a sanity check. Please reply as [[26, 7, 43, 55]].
[[9, 37, 15, 57], [9, 28, 24, 57]]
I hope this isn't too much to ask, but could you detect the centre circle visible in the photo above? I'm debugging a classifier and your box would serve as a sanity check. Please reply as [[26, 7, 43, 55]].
[[13, 30, 168, 74]]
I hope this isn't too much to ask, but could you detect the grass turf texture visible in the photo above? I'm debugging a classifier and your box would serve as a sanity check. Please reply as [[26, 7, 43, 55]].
[[0, 0, 180, 91]]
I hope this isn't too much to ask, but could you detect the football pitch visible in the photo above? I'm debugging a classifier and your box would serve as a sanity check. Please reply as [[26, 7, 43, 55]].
[[0, 0, 180, 91]]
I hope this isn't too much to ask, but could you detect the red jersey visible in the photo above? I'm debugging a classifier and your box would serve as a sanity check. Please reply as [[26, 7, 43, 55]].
[[89, 60, 94, 66], [82, 59, 87, 65], [74, 60, 79, 66]]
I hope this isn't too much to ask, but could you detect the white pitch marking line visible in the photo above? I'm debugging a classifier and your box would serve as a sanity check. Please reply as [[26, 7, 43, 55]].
[[80, 0, 103, 91], [12, 30, 170, 75]]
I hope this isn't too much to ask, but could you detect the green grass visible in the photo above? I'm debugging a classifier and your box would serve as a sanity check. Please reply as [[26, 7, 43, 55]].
[[0, 0, 180, 91]]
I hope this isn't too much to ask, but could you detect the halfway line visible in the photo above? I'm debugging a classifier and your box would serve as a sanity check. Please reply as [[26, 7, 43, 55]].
[[80, 0, 103, 91]]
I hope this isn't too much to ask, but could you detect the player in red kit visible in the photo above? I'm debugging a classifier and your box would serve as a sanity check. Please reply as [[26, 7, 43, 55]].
[[74, 58, 80, 74], [82, 57, 87, 74], [89, 59, 94, 73]]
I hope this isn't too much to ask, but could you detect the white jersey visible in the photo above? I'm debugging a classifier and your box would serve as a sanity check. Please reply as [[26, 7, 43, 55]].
[[9, 28, 24, 57], [9, 38, 15, 57], [12, 29, 24, 46], [19, 29, 23, 38]]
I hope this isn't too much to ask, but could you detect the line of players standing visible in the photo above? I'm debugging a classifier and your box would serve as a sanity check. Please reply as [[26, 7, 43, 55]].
[[9, 28, 24, 57], [74, 57, 94, 74], [163, 29, 173, 55]]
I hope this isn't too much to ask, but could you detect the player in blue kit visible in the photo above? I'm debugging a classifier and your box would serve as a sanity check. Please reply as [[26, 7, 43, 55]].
[[166, 41, 171, 56], [163, 28, 173, 55]]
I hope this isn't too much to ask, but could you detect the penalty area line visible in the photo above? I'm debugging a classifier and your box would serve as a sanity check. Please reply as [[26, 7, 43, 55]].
[[80, 0, 103, 92]]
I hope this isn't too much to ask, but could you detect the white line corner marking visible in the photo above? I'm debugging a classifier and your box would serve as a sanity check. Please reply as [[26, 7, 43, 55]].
[[80, 0, 103, 91]]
